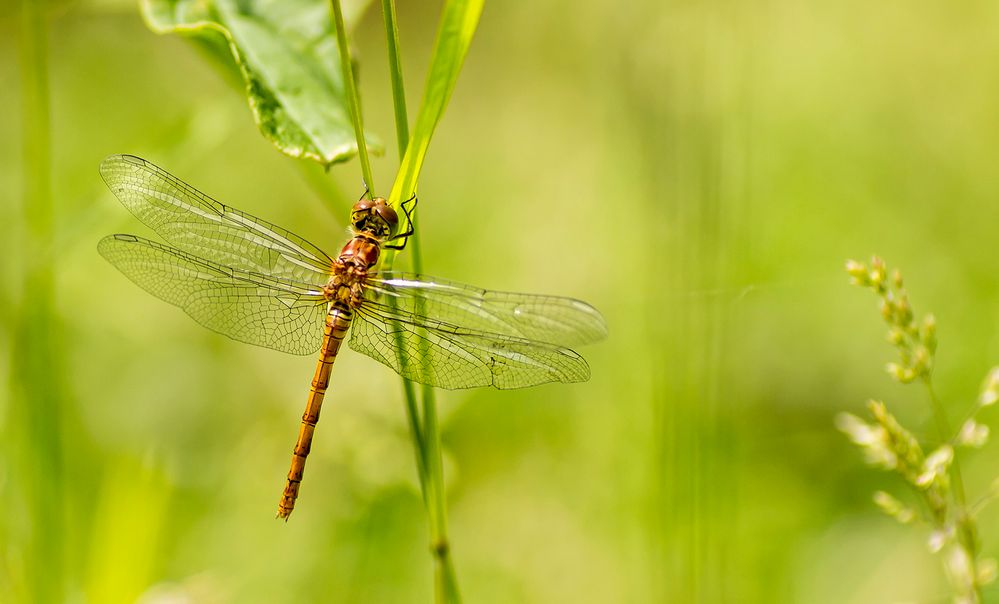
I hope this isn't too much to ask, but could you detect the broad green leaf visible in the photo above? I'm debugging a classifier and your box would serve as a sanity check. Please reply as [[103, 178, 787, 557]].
[[388, 0, 484, 205], [141, 0, 380, 167]]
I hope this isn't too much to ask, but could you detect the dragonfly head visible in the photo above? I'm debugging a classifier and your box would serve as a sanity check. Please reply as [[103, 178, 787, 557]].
[[351, 197, 398, 239]]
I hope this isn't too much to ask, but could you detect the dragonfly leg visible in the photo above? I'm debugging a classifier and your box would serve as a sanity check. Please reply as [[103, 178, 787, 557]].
[[384, 195, 418, 251], [358, 181, 371, 201]]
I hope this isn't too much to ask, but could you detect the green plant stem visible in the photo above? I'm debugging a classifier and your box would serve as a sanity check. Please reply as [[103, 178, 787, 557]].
[[379, 0, 424, 466], [924, 380, 968, 505], [925, 378, 981, 598], [378, 2, 483, 600], [330, 0, 374, 190], [15, 1, 64, 602], [402, 377, 429, 501], [421, 382, 459, 604], [328, 9, 441, 545], [386, 0, 484, 207], [379, 2, 459, 601], [381, 0, 409, 156]]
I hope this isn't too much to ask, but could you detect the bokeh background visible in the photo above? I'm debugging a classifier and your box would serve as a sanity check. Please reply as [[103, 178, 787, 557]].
[[5, 1, 999, 602]]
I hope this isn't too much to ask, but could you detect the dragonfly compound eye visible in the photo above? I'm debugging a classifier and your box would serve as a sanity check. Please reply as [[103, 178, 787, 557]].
[[373, 202, 399, 230]]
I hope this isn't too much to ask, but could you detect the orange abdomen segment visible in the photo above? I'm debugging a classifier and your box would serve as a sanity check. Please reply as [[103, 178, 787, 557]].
[[276, 306, 352, 520]]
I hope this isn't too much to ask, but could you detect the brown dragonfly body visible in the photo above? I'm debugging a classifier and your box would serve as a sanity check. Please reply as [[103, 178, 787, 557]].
[[278, 203, 395, 518], [99, 155, 606, 521]]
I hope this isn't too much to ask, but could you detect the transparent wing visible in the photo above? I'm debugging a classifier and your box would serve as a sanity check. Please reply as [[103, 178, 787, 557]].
[[100, 154, 334, 285], [99, 234, 328, 355], [364, 272, 607, 348], [349, 298, 591, 390]]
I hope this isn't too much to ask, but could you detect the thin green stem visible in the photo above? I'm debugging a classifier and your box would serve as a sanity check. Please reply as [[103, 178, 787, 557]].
[[387, 0, 484, 207], [379, 2, 459, 601], [381, 0, 409, 157], [924, 379, 968, 506], [402, 377, 429, 504], [376, 0, 425, 489], [330, 0, 374, 190], [15, 1, 65, 602], [422, 382, 460, 603], [379, 0, 424, 467], [378, 2, 484, 601], [331, 0, 435, 543], [925, 378, 981, 600]]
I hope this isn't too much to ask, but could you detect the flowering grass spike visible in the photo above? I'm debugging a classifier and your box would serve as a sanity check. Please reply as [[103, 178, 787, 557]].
[[839, 256, 999, 604]]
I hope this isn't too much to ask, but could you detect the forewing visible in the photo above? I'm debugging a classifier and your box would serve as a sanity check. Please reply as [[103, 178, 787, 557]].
[[99, 234, 328, 355], [349, 299, 590, 390], [365, 273, 607, 349], [100, 154, 334, 284]]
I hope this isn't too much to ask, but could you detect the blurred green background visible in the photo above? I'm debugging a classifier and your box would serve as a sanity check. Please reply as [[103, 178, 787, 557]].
[[5, 1, 999, 602]]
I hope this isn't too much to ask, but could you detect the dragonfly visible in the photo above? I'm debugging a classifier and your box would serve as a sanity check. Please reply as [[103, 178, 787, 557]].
[[98, 154, 607, 519]]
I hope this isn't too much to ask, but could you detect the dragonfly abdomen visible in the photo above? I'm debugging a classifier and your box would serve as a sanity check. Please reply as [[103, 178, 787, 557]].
[[277, 305, 353, 520]]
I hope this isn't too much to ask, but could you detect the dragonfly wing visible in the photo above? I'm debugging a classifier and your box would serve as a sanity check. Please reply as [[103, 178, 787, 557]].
[[100, 154, 334, 285], [349, 299, 590, 390], [365, 273, 607, 348], [99, 234, 328, 355]]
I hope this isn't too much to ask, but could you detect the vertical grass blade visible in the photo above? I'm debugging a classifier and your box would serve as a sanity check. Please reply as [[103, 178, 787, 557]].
[[386, 0, 483, 207], [9, 2, 66, 602], [381, 0, 410, 158], [330, 0, 375, 190], [381, 3, 482, 602], [379, 1, 430, 508]]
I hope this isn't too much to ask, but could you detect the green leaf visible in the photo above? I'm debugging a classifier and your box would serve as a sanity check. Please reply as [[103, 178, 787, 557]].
[[388, 0, 484, 205], [141, 0, 381, 167]]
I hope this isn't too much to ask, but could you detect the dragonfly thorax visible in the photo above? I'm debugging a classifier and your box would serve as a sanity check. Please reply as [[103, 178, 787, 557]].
[[323, 264, 366, 308], [325, 235, 381, 308], [337, 235, 381, 269]]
